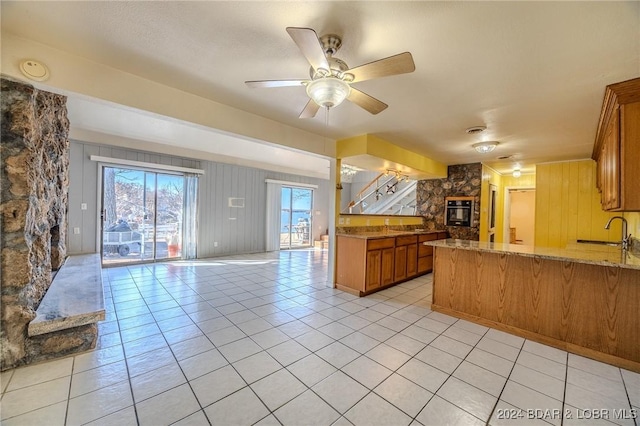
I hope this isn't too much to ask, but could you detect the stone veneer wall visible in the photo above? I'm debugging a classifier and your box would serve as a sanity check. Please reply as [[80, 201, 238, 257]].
[[416, 163, 482, 240], [1, 76, 74, 370]]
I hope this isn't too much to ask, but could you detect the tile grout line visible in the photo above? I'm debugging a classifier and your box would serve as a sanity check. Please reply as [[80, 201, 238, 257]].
[[483, 337, 526, 426], [112, 270, 142, 426], [131, 264, 214, 425], [560, 350, 568, 426]]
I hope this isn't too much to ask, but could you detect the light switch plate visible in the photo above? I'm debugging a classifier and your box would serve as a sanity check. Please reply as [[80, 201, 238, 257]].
[[73, 227, 80, 234], [81, 203, 87, 210]]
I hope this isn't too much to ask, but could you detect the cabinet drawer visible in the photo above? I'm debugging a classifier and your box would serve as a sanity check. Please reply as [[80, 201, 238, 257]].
[[367, 237, 395, 250], [419, 244, 433, 257], [396, 235, 418, 246], [419, 233, 438, 242]]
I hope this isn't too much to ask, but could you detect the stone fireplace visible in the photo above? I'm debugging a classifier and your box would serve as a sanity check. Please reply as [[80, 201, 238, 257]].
[[1, 76, 72, 370], [416, 163, 482, 240]]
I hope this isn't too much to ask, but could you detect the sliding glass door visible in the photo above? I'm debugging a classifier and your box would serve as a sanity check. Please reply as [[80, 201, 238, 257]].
[[101, 166, 188, 265], [280, 186, 313, 250]]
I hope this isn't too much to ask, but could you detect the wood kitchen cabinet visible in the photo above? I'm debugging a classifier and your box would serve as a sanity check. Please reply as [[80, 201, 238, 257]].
[[417, 231, 447, 274], [394, 235, 418, 281], [364, 241, 395, 291], [593, 78, 640, 211], [406, 243, 418, 277], [336, 231, 447, 296]]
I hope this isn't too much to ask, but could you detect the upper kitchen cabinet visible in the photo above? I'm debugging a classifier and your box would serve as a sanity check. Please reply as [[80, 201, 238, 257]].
[[593, 77, 640, 211]]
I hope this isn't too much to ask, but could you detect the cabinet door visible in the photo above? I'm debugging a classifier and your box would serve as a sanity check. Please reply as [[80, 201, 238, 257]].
[[394, 245, 407, 281], [418, 255, 433, 273], [381, 248, 395, 286], [407, 243, 418, 277], [365, 250, 382, 290], [605, 110, 620, 210]]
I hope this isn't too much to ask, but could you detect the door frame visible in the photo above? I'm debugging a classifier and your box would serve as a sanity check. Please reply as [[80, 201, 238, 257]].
[[503, 186, 536, 244], [96, 162, 193, 267], [280, 184, 314, 250]]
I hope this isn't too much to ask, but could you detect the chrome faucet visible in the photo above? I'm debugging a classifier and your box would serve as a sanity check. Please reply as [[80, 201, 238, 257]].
[[605, 216, 631, 250]]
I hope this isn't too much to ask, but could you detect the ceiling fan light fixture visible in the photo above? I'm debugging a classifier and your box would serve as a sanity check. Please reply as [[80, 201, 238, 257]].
[[306, 77, 351, 108], [473, 141, 499, 154]]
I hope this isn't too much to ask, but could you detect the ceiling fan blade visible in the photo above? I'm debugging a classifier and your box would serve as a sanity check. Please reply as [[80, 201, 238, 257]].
[[299, 99, 321, 119], [245, 79, 307, 88], [347, 88, 388, 115], [286, 27, 330, 73], [347, 52, 415, 83]]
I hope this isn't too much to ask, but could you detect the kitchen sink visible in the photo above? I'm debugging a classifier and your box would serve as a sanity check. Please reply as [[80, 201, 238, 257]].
[[576, 239, 620, 247]]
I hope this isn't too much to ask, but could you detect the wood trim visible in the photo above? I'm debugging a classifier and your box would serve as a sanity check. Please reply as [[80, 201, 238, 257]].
[[444, 196, 475, 202], [592, 77, 640, 159], [335, 284, 362, 297]]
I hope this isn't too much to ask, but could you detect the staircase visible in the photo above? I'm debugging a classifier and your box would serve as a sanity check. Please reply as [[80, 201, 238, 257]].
[[343, 173, 417, 215], [364, 180, 417, 215], [314, 234, 329, 249]]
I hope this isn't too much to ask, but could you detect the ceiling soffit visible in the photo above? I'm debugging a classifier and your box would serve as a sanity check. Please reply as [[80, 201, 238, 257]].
[[338, 134, 447, 180]]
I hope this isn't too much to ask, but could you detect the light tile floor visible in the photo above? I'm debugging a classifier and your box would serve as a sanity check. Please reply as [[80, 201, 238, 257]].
[[1, 250, 639, 425]]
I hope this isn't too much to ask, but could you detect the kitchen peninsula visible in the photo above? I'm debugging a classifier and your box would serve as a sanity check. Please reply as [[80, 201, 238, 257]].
[[336, 229, 447, 296], [427, 239, 640, 372]]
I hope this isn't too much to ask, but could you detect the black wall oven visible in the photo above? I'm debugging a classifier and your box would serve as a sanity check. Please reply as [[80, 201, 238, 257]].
[[445, 197, 474, 227]]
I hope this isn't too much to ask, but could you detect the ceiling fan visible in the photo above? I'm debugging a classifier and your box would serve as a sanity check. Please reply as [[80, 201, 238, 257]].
[[245, 27, 416, 118]]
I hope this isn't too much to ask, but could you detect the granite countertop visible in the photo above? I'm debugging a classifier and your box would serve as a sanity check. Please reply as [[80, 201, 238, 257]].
[[337, 230, 445, 240], [424, 239, 640, 270]]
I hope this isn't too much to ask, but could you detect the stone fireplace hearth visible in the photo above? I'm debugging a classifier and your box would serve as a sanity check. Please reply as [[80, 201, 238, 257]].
[[1, 76, 76, 370]]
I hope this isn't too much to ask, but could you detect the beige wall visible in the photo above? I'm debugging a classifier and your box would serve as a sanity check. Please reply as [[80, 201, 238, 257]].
[[1, 34, 334, 159], [509, 190, 536, 245]]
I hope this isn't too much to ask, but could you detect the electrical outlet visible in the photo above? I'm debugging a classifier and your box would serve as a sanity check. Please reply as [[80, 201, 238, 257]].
[[81, 203, 87, 210], [339, 218, 344, 225], [73, 227, 80, 234], [346, 218, 350, 225], [384, 218, 390, 225]]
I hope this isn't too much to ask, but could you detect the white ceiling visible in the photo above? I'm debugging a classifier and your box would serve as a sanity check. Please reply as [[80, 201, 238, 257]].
[[2, 1, 639, 177]]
